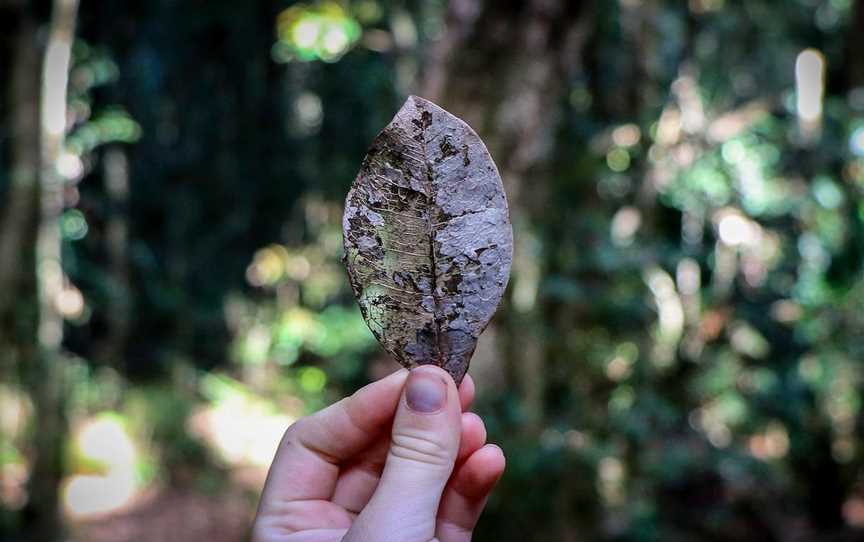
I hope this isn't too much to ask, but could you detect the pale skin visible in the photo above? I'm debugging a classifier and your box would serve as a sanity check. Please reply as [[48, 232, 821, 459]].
[[251, 366, 506, 542]]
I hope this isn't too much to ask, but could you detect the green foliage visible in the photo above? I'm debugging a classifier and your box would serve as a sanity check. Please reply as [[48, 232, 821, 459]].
[[274, 2, 363, 63]]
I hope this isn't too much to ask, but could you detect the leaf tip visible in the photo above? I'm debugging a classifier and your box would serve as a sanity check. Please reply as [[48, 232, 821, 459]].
[[406, 94, 431, 106], [401, 94, 442, 115]]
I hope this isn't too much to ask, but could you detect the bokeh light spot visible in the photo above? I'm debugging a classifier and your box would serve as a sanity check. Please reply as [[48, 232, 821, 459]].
[[276, 3, 362, 63], [606, 148, 631, 172], [849, 127, 864, 157], [60, 209, 88, 241], [298, 366, 327, 393], [56, 152, 84, 181], [795, 49, 825, 124], [717, 211, 759, 246], [63, 413, 140, 519]]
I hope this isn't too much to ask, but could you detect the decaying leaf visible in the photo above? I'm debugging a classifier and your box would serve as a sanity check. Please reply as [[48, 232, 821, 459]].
[[342, 95, 513, 384]]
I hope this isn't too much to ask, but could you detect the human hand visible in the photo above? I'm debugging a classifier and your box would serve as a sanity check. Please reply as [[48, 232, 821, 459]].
[[251, 366, 505, 542]]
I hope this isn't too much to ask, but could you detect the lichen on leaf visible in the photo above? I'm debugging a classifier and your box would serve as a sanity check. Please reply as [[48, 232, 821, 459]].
[[342, 95, 513, 384]]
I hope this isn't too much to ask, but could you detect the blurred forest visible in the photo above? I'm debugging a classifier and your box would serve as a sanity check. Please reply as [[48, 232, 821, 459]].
[[2, 0, 864, 540]]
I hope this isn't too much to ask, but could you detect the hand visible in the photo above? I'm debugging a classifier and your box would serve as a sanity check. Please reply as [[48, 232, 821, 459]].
[[251, 366, 506, 542]]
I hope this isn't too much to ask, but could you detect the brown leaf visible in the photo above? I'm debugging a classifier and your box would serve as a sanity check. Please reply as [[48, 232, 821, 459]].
[[342, 95, 513, 384]]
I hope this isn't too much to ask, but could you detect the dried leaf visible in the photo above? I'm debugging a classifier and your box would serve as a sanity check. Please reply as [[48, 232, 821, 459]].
[[342, 95, 513, 384]]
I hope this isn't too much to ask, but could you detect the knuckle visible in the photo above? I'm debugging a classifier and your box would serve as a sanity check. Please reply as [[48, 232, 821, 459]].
[[278, 418, 306, 450], [389, 429, 454, 467], [282, 418, 305, 441]]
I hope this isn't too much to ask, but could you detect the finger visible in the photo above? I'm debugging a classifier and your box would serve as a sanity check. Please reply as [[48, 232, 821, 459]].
[[345, 366, 461, 542], [458, 373, 475, 412], [257, 369, 408, 512], [436, 444, 506, 542], [456, 412, 486, 463], [333, 410, 485, 514]]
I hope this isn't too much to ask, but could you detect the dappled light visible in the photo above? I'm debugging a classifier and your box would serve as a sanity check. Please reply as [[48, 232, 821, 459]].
[[190, 374, 295, 471], [63, 414, 141, 519]]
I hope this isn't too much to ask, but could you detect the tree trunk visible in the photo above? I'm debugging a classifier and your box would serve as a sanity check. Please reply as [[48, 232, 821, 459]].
[[20, 1, 79, 540], [420, 0, 591, 431], [0, 6, 40, 535], [0, 6, 41, 364], [94, 146, 132, 366]]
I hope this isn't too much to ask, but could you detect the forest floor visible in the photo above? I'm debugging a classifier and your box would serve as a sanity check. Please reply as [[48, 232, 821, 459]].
[[70, 487, 253, 542]]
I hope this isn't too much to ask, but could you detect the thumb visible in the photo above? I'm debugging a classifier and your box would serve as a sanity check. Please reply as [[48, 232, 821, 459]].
[[345, 365, 461, 542]]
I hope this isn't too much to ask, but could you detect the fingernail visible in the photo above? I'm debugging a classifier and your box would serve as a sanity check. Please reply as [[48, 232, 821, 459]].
[[406, 369, 447, 413]]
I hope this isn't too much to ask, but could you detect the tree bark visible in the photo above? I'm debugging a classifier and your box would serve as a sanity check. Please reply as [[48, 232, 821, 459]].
[[0, 7, 40, 535], [19, 1, 79, 540], [0, 7, 41, 363], [420, 0, 591, 431]]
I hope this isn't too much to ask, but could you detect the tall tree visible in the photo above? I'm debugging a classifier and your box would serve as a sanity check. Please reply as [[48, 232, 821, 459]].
[[0, 3, 40, 367], [420, 0, 591, 432], [4, 0, 80, 539], [93, 146, 131, 365], [0, 3, 41, 535]]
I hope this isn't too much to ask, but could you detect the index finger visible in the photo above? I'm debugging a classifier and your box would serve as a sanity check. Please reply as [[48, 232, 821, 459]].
[[258, 368, 409, 507]]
